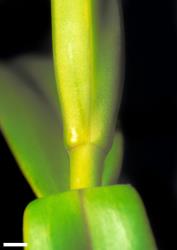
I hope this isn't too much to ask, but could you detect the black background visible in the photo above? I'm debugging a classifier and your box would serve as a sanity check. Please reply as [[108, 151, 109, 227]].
[[0, 0, 177, 249]]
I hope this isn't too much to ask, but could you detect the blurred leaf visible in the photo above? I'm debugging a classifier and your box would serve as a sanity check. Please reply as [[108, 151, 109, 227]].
[[0, 58, 69, 197], [24, 185, 156, 249], [102, 132, 123, 185], [11, 55, 59, 111]]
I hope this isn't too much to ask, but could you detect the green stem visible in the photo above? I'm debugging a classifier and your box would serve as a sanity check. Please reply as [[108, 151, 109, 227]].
[[69, 144, 105, 190]]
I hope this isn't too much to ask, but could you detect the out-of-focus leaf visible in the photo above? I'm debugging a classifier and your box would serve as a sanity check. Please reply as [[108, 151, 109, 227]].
[[102, 132, 123, 185], [11, 55, 59, 111], [24, 185, 156, 249], [0, 59, 69, 197]]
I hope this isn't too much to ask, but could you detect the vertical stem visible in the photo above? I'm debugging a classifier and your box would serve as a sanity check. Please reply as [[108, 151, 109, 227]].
[[51, 0, 124, 188], [69, 144, 105, 189]]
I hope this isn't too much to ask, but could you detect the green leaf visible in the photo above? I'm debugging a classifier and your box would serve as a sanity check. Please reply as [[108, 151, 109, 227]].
[[0, 58, 69, 197], [102, 132, 123, 185], [11, 55, 60, 111], [24, 185, 156, 249]]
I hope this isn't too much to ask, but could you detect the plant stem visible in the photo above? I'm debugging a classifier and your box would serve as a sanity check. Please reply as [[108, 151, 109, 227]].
[[69, 144, 105, 189]]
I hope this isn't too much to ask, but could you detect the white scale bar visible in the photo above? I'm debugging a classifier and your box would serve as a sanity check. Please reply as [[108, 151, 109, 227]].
[[3, 243, 28, 247]]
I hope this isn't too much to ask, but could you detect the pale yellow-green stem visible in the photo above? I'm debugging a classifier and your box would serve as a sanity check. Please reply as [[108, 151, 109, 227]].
[[69, 144, 105, 189], [51, 0, 124, 189]]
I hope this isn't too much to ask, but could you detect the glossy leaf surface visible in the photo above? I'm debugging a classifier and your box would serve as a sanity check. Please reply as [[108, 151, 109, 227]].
[[24, 185, 156, 249]]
